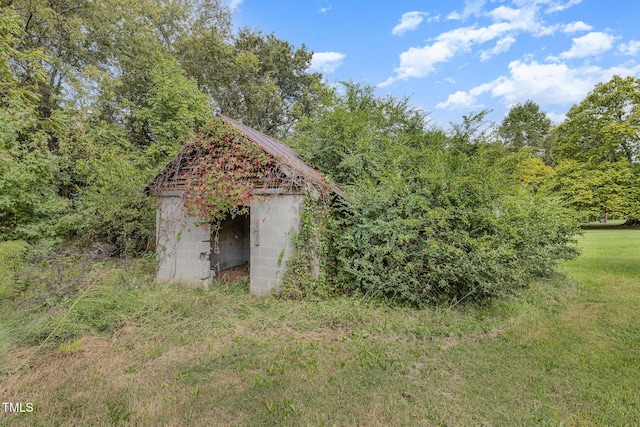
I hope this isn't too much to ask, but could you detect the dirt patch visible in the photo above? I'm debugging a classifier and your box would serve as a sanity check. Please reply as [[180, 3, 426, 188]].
[[113, 321, 139, 341], [214, 263, 249, 282], [438, 324, 509, 350]]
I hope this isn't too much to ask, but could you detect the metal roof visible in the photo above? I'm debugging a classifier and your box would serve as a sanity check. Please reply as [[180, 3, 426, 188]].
[[218, 114, 344, 198]]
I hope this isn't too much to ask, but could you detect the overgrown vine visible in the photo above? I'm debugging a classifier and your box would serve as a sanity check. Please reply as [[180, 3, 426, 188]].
[[279, 188, 335, 299], [181, 119, 273, 222]]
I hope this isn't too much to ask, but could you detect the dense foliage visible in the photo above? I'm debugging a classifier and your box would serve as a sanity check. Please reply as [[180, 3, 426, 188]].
[[498, 100, 552, 163], [551, 75, 640, 223], [293, 85, 579, 306], [1, 2, 323, 253]]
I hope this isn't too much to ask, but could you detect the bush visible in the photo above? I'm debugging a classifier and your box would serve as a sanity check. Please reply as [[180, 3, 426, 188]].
[[73, 146, 156, 256], [330, 141, 579, 307], [0, 240, 28, 299]]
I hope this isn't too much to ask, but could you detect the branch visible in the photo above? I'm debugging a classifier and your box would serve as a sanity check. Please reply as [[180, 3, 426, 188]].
[[23, 11, 33, 33]]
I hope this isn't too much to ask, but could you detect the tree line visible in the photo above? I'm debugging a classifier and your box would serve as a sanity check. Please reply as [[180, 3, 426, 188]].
[[496, 77, 640, 225], [1, 0, 324, 251], [1, 2, 638, 304]]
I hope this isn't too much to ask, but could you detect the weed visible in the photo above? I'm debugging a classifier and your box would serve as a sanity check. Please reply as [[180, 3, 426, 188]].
[[57, 338, 83, 354], [106, 399, 132, 424]]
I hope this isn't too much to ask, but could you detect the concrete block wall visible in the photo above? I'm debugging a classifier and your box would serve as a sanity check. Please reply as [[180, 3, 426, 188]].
[[156, 196, 211, 287], [250, 194, 304, 295]]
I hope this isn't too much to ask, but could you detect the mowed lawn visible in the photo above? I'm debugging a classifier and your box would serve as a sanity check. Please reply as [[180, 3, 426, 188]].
[[1, 229, 639, 426]]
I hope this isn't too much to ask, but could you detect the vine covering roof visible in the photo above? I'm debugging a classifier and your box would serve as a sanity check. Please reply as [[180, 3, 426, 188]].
[[145, 114, 344, 199]]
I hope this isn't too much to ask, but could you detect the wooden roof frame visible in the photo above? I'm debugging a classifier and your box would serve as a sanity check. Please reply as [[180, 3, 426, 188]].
[[145, 114, 344, 199]]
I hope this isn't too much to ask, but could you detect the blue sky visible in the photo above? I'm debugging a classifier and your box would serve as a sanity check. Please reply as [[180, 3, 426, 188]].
[[230, 0, 640, 128]]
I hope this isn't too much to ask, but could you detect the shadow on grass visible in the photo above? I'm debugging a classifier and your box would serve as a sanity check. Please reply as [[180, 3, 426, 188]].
[[581, 219, 639, 230]]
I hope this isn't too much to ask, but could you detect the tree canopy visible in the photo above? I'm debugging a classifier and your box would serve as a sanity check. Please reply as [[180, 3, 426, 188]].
[[498, 100, 552, 163], [553, 75, 640, 164], [551, 75, 640, 223], [0, 1, 328, 251]]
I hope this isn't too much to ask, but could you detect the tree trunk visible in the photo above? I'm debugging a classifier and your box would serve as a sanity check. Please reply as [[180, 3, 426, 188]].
[[620, 218, 640, 227]]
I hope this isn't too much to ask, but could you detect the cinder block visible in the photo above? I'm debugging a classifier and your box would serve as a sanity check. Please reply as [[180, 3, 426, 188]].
[[250, 285, 273, 296], [252, 267, 271, 280], [250, 257, 270, 270], [261, 256, 282, 269], [261, 236, 287, 249], [274, 214, 296, 228]]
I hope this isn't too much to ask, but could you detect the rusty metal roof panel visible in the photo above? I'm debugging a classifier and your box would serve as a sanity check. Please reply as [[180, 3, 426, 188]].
[[218, 114, 344, 198]]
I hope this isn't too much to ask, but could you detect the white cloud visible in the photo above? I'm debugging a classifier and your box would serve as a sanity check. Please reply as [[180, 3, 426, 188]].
[[556, 32, 616, 60], [228, 0, 243, 9], [437, 81, 496, 109], [487, 6, 521, 22], [563, 21, 592, 33], [490, 60, 593, 104], [309, 52, 346, 74], [546, 112, 567, 123], [480, 36, 516, 61], [510, 0, 582, 13], [447, 0, 487, 21], [544, 0, 583, 13], [392, 12, 430, 36], [378, 76, 397, 88], [382, 6, 537, 85], [319, 6, 332, 14], [447, 11, 463, 21], [381, 0, 620, 90], [533, 24, 560, 37], [619, 40, 640, 56], [436, 59, 640, 112], [437, 91, 478, 110]]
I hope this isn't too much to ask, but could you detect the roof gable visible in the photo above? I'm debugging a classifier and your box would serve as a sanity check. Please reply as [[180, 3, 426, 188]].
[[146, 114, 343, 198]]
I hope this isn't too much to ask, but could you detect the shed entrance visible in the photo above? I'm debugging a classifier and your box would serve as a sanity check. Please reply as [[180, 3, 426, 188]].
[[210, 213, 250, 280]]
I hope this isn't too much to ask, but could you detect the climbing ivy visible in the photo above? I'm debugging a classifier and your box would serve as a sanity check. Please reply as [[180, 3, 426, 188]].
[[279, 190, 334, 300], [182, 118, 272, 222]]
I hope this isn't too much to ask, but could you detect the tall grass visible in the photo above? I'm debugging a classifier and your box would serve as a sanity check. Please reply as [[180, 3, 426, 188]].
[[1, 230, 639, 425]]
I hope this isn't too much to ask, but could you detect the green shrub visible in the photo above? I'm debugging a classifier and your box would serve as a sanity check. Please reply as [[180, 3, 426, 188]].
[[0, 240, 28, 299], [332, 152, 579, 307], [293, 87, 580, 306], [73, 146, 156, 256]]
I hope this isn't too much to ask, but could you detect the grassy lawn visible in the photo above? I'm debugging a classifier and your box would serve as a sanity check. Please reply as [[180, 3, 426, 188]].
[[1, 230, 639, 426]]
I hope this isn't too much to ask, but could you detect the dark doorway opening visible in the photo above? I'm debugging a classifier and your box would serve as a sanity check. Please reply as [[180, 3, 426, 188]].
[[210, 214, 250, 279]]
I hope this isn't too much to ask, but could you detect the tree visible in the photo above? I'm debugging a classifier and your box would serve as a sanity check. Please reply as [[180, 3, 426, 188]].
[[545, 159, 631, 222], [498, 100, 552, 162], [292, 83, 431, 185], [511, 157, 554, 191], [2, 1, 225, 247], [0, 7, 69, 240], [554, 75, 640, 164], [177, 28, 325, 137], [552, 75, 640, 224], [126, 52, 213, 164]]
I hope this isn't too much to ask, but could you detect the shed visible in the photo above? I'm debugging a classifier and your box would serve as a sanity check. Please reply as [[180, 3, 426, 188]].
[[145, 114, 342, 295]]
